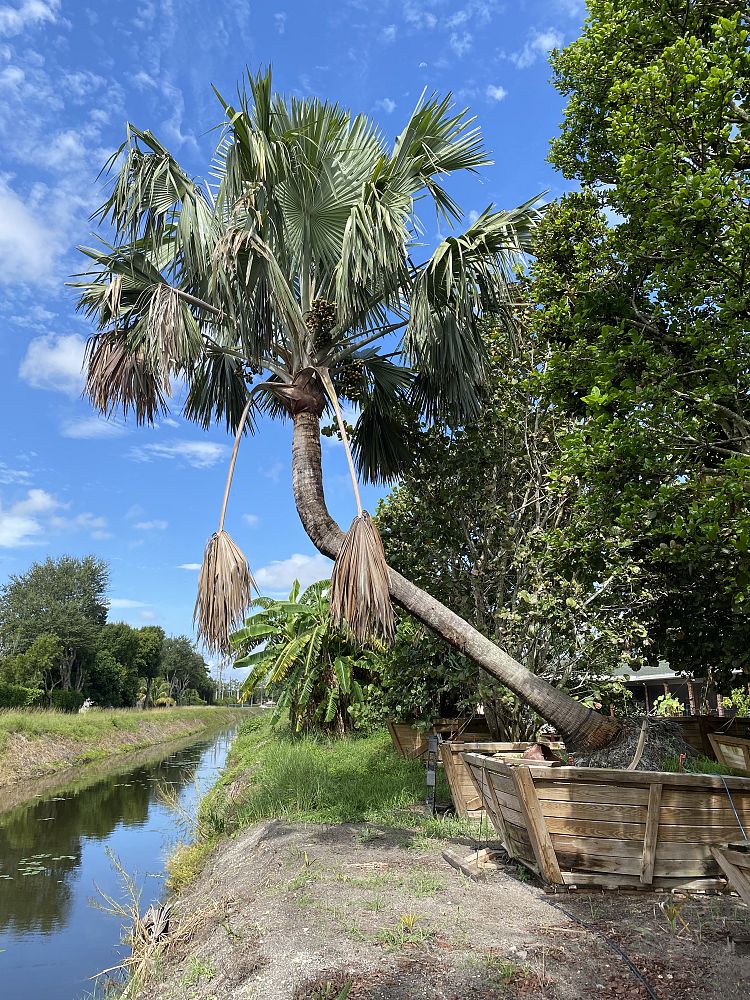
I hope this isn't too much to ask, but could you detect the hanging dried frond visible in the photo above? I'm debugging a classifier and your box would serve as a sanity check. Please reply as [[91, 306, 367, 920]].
[[194, 530, 256, 655], [84, 331, 169, 425], [102, 274, 123, 325], [147, 283, 182, 369], [329, 512, 394, 645]]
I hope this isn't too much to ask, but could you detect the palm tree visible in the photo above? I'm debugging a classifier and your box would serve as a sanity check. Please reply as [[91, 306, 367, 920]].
[[73, 69, 621, 753], [233, 579, 373, 735]]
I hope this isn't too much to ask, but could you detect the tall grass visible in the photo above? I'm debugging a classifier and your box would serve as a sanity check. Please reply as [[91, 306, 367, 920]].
[[199, 713, 457, 836], [0, 705, 235, 741]]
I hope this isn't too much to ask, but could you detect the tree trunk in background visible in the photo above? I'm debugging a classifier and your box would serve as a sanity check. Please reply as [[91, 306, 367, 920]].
[[291, 411, 622, 753]]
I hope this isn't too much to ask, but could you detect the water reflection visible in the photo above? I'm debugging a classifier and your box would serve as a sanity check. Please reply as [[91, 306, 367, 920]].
[[0, 724, 239, 1000]]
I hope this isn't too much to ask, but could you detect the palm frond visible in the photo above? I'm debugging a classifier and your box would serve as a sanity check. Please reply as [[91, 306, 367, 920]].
[[84, 331, 169, 425], [194, 530, 256, 655], [329, 512, 394, 645]]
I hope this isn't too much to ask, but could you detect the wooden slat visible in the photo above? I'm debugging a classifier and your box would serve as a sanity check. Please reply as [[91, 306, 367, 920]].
[[535, 782, 649, 806], [483, 771, 512, 855], [512, 766, 563, 885], [551, 835, 716, 862], [552, 851, 714, 879], [463, 754, 750, 790], [560, 871, 728, 891], [661, 787, 750, 812], [719, 848, 750, 871], [711, 847, 750, 906], [640, 782, 662, 885], [540, 800, 647, 823]]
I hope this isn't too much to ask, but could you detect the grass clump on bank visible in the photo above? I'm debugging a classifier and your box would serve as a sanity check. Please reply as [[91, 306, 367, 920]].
[[196, 713, 465, 838], [0, 706, 244, 786]]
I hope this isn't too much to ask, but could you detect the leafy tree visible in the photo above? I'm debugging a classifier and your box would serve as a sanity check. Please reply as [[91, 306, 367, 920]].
[[74, 69, 620, 752], [529, 2, 750, 690], [0, 634, 65, 692], [160, 636, 213, 704], [135, 625, 165, 706], [0, 556, 108, 691], [377, 324, 645, 737], [232, 580, 375, 735]]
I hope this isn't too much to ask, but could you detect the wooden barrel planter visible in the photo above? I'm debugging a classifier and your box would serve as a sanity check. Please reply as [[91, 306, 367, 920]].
[[463, 751, 750, 892], [441, 741, 564, 820], [387, 717, 491, 759]]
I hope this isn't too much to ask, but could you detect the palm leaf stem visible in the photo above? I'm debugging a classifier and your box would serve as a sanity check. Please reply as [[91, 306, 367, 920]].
[[217, 382, 268, 531], [317, 367, 363, 516]]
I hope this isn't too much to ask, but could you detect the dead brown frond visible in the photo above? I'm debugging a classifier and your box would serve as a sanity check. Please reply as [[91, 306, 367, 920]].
[[330, 512, 395, 646], [194, 529, 256, 656], [84, 331, 169, 425]]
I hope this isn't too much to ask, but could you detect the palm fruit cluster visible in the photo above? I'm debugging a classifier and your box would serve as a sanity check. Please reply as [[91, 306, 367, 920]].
[[333, 356, 366, 403], [305, 298, 337, 353]]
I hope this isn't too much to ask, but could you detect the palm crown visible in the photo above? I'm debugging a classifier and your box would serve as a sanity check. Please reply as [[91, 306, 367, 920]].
[[75, 68, 538, 481]]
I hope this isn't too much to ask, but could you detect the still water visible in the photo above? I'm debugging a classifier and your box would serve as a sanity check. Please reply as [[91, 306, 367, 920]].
[[0, 723, 240, 1000]]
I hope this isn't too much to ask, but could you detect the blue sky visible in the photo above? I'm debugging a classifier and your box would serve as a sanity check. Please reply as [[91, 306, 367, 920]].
[[0, 0, 585, 656]]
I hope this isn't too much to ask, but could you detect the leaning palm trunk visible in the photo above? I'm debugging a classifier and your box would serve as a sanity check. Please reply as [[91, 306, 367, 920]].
[[292, 411, 621, 752]]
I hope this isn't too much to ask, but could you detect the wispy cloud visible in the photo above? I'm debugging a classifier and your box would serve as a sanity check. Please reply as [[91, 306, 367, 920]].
[[486, 84, 507, 102], [382, 24, 397, 42], [108, 597, 149, 609], [134, 519, 169, 531], [61, 417, 127, 440], [0, 488, 110, 546], [0, 0, 59, 38], [255, 552, 333, 592], [243, 513, 259, 527], [274, 11, 286, 34], [177, 562, 201, 571], [510, 28, 564, 69], [129, 441, 229, 469], [19, 333, 85, 395], [375, 97, 396, 114]]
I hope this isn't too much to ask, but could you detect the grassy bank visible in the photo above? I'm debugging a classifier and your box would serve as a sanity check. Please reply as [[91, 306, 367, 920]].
[[168, 712, 475, 890], [0, 705, 245, 788]]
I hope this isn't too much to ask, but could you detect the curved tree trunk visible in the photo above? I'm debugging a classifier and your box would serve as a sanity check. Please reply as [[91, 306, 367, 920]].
[[291, 411, 622, 753]]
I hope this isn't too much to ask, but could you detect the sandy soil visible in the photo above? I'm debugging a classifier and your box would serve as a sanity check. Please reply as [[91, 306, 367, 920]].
[[131, 820, 750, 1000]]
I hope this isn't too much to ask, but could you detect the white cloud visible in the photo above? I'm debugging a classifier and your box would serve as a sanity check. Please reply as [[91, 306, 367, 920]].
[[11, 488, 61, 516], [403, 2, 436, 30], [108, 597, 149, 609], [0, 178, 56, 283], [382, 24, 397, 42], [486, 84, 507, 102], [468, 208, 480, 224], [0, 0, 59, 37], [178, 562, 201, 571], [449, 31, 472, 57], [129, 441, 229, 469], [274, 11, 286, 34], [0, 463, 31, 485], [162, 417, 179, 428], [243, 514, 259, 527], [511, 28, 564, 69], [375, 97, 396, 114], [0, 511, 42, 546], [134, 519, 169, 531], [19, 333, 85, 395], [255, 552, 333, 592], [61, 417, 127, 439]]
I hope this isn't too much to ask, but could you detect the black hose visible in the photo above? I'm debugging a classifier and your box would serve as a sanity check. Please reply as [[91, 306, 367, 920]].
[[544, 897, 661, 1000]]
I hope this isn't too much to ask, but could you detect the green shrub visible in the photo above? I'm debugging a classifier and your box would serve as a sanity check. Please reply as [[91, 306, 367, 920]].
[[47, 690, 86, 713], [0, 681, 45, 709]]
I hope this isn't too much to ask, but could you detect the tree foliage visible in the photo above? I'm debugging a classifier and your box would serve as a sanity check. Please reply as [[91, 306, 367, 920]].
[[232, 580, 375, 734], [531, 1, 750, 689]]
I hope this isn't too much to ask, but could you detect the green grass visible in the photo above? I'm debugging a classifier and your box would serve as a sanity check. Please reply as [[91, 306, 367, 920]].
[[0, 705, 238, 742], [198, 713, 469, 839], [664, 753, 746, 776]]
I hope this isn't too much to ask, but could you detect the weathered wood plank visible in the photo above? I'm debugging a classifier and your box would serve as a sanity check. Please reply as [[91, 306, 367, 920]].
[[535, 782, 650, 806], [540, 800, 647, 823], [640, 782, 662, 885], [552, 851, 715, 879], [711, 847, 750, 906], [512, 766, 563, 885], [551, 835, 717, 862], [560, 871, 728, 892]]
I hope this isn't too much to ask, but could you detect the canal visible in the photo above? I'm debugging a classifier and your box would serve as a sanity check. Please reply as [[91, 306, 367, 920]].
[[0, 722, 240, 1000]]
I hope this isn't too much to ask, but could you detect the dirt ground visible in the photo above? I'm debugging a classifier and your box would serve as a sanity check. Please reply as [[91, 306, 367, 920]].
[[133, 820, 750, 1000]]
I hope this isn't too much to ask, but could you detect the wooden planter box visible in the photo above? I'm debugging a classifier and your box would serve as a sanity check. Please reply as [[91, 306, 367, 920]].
[[709, 733, 750, 774], [441, 741, 563, 819], [386, 717, 490, 759], [676, 716, 750, 758], [463, 751, 750, 891]]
